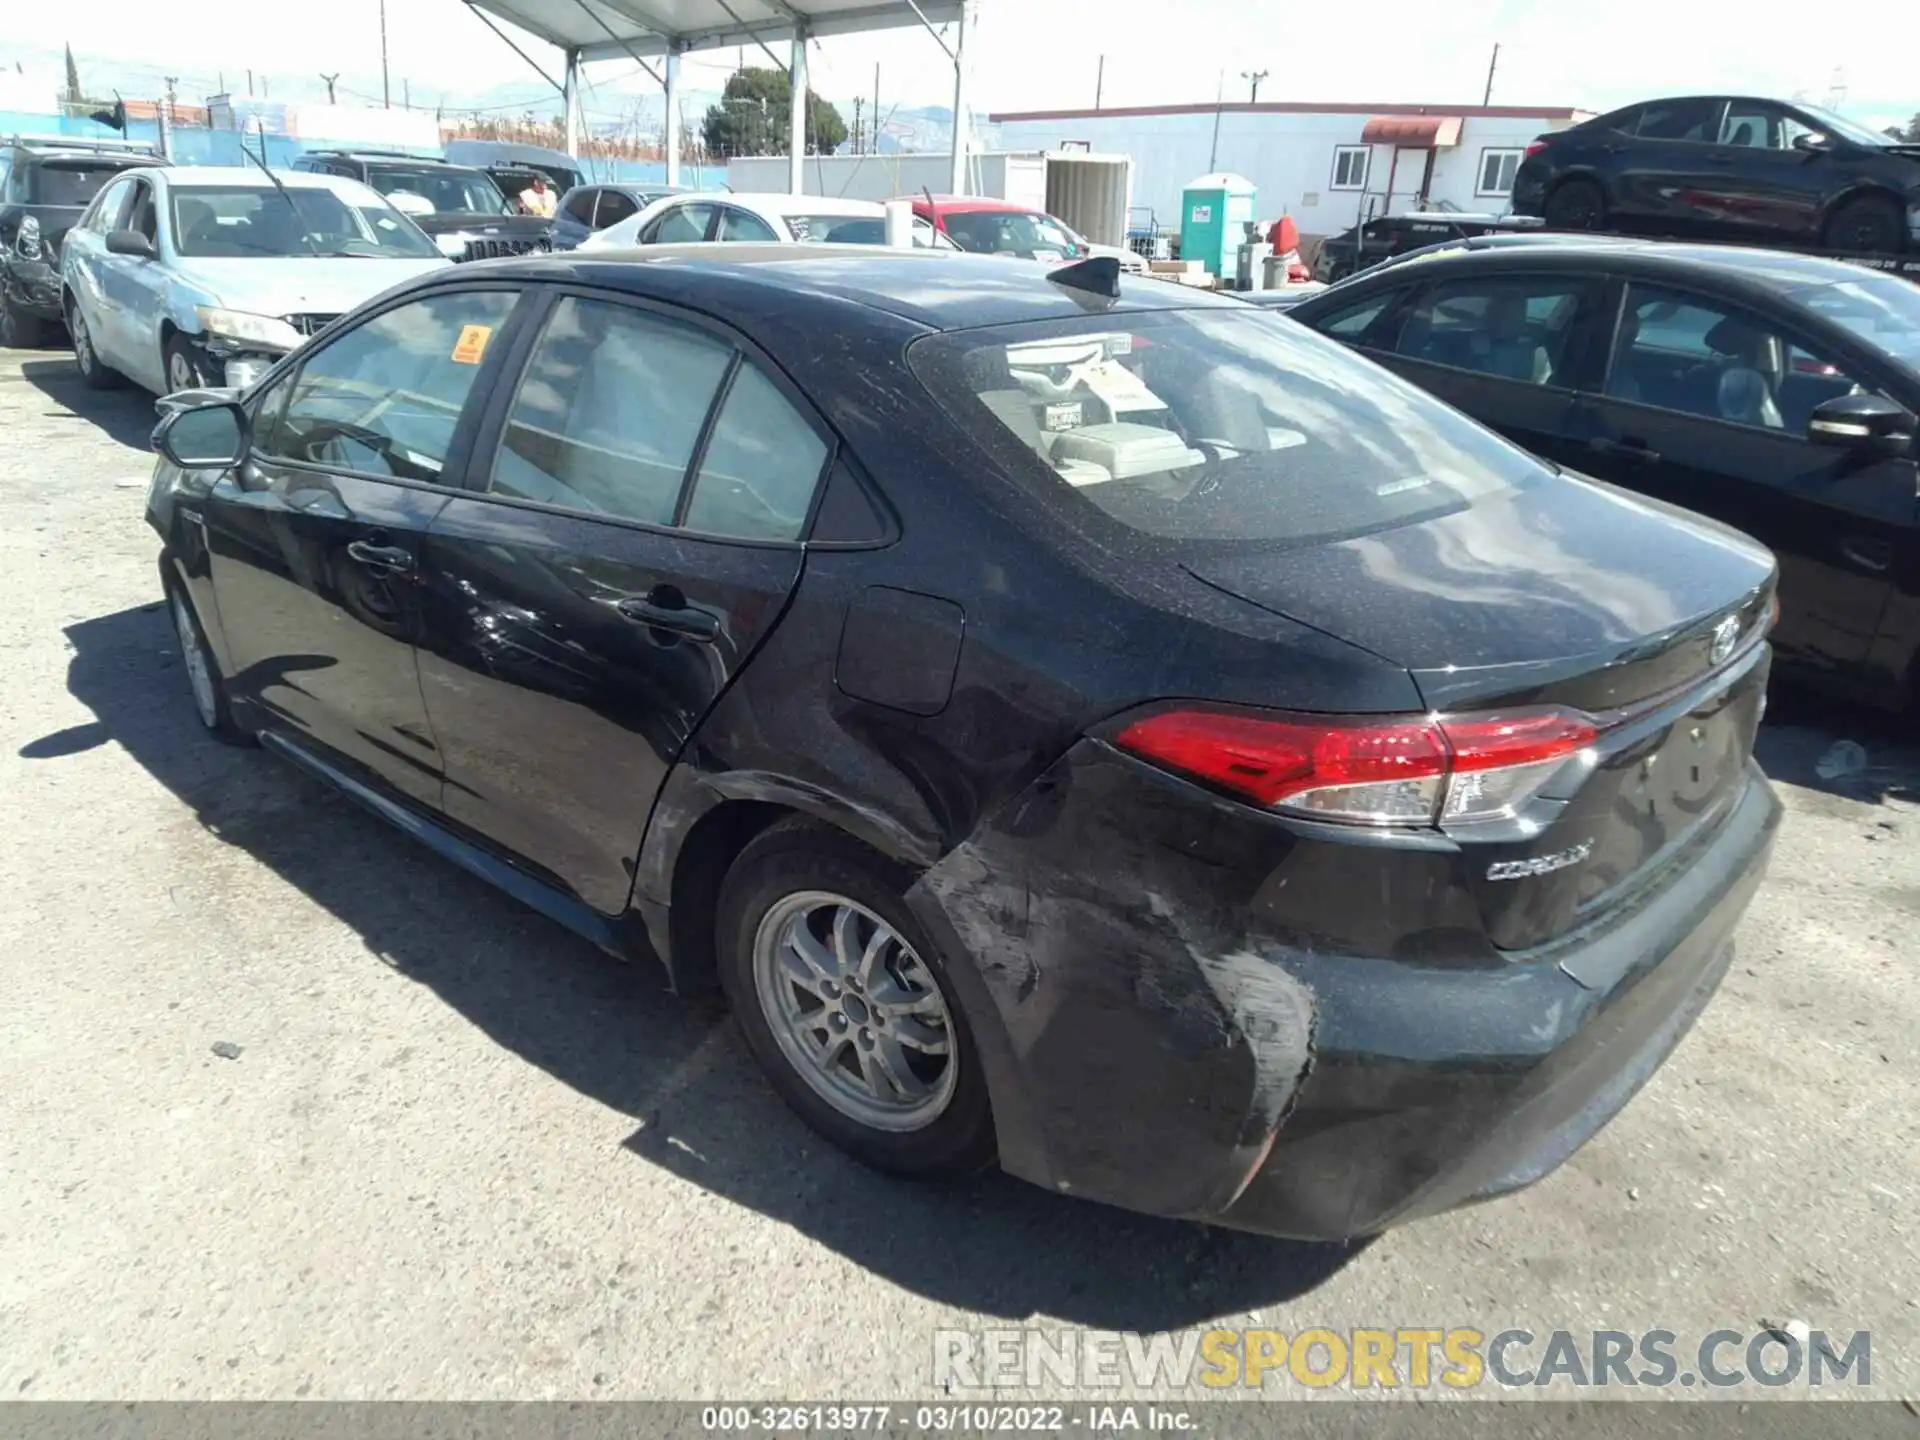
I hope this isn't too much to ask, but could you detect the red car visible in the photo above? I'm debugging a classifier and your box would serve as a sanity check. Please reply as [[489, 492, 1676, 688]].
[[905, 194, 1146, 273]]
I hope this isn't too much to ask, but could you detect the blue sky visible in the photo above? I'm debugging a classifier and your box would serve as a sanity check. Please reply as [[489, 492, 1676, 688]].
[[4, 0, 1915, 130]]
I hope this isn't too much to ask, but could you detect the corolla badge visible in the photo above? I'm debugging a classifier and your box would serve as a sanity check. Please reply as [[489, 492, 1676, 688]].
[[1709, 614, 1741, 666], [1487, 840, 1593, 882]]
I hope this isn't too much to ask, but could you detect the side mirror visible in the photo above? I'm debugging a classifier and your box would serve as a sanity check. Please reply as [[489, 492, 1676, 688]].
[[153, 401, 249, 469], [1792, 133, 1831, 154], [106, 229, 156, 259], [1808, 392, 1913, 457]]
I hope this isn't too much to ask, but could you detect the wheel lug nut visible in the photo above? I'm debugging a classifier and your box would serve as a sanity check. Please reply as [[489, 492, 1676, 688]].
[[831, 1013, 849, 1031]]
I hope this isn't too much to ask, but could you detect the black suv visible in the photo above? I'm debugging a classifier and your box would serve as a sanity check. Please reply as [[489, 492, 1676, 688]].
[[0, 135, 162, 346], [291, 150, 553, 260], [1512, 95, 1920, 255]]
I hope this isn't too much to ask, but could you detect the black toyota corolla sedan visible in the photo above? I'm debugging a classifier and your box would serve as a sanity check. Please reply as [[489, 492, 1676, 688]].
[[146, 245, 1780, 1239]]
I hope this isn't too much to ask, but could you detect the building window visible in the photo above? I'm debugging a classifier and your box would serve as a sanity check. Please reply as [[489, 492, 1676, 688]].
[[1330, 146, 1370, 191], [1477, 148, 1524, 196]]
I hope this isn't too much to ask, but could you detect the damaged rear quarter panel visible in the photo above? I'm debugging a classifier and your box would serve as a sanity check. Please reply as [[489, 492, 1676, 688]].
[[909, 740, 1325, 1219]]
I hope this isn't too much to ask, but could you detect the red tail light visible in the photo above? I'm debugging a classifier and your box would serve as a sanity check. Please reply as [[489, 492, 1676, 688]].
[[1523, 141, 1548, 159], [1114, 707, 1597, 827]]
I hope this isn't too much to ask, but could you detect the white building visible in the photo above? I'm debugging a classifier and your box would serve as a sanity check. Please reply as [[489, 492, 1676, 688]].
[[988, 101, 1594, 246]]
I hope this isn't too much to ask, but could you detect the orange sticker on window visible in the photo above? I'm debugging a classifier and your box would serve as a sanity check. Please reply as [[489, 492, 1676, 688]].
[[450, 324, 493, 365]]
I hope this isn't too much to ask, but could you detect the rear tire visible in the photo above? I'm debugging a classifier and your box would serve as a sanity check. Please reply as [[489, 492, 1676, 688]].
[[1543, 177, 1607, 232], [1823, 194, 1905, 255], [166, 578, 252, 747], [68, 299, 124, 390], [0, 296, 46, 349], [716, 819, 995, 1179]]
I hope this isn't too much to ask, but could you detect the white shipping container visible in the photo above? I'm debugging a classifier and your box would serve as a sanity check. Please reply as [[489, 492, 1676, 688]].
[[724, 151, 1132, 247]]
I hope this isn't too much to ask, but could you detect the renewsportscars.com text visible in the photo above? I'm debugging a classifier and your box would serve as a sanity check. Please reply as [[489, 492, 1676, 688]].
[[933, 1327, 1871, 1392]]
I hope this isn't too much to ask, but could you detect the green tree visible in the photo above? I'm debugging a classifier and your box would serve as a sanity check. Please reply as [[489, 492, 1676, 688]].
[[63, 43, 81, 103], [701, 67, 847, 159]]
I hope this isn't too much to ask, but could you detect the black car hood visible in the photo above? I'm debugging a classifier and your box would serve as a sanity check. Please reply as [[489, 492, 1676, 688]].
[[408, 212, 552, 239], [1185, 469, 1774, 707]]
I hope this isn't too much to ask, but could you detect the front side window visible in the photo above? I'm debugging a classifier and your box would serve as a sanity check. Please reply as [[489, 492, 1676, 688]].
[[1331, 146, 1370, 190], [646, 203, 716, 244], [84, 175, 136, 234], [1606, 283, 1871, 432], [1720, 105, 1784, 149], [489, 296, 733, 525], [125, 180, 158, 244], [719, 207, 780, 242], [361, 164, 510, 217], [1477, 148, 1523, 196], [910, 309, 1547, 546], [1395, 276, 1587, 386], [259, 290, 518, 480], [169, 185, 440, 259]]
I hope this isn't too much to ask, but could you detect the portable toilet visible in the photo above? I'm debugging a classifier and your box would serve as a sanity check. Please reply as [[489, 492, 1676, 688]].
[[1179, 173, 1257, 279]]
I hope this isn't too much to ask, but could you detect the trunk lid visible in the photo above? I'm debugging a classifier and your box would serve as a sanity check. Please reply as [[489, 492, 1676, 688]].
[[1187, 471, 1776, 950]]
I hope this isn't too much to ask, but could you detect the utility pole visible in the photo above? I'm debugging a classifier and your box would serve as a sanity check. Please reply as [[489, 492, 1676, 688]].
[[1482, 43, 1499, 106], [403, 78, 411, 110], [380, 0, 391, 108], [1241, 69, 1268, 103], [1095, 55, 1104, 110], [320, 72, 339, 104], [246, 68, 254, 95], [852, 96, 864, 155], [873, 63, 880, 154], [1208, 69, 1224, 171]]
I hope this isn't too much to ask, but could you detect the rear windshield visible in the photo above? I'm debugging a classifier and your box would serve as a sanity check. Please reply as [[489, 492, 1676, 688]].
[[29, 161, 138, 207], [942, 209, 1080, 260], [362, 164, 509, 216], [909, 309, 1547, 546]]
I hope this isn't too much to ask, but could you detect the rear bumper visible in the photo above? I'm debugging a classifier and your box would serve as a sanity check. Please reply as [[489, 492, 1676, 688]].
[[909, 744, 1780, 1240]]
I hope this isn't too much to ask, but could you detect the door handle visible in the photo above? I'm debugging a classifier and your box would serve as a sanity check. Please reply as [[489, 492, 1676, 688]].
[[616, 594, 720, 642], [346, 540, 415, 574], [1588, 436, 1662, 464], [1840, 538, 1894, 574], [1706, 152, 1735, 165]]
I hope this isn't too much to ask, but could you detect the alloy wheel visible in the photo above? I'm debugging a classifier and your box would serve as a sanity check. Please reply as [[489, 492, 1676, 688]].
[[172, 593, 219, 731], [71, 310, 93, 374], [751, 890, 958, 1131], [168, 348, 197, 392]]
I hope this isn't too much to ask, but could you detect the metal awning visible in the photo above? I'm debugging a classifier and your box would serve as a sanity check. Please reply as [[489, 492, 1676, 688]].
[[464, 0, 974, 194], [1360, 115, 1463, 147]]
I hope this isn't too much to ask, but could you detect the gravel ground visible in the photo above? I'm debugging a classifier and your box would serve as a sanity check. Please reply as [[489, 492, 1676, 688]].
[[1, 342, 1916, 1405]]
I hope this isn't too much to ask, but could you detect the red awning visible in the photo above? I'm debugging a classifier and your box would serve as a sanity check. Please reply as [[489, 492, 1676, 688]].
[[1360, 115, 1463, 147]]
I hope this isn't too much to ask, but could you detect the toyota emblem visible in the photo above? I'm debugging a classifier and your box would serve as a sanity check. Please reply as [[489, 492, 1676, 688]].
[[1709, 615, 1741, 666]]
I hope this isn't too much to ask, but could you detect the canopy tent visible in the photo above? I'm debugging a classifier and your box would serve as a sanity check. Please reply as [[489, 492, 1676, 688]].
[[463, 0, 974, 194]]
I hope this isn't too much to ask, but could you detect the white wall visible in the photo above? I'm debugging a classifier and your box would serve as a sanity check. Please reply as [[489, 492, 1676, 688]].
[[992, 111, 1580, 238]]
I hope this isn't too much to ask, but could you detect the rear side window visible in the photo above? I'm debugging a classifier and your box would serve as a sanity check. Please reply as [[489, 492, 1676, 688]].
[[682, 363, 829, 540], [646, 203, 714, 244], [594, 189, 638, 228], [562, 189, 596, 224], [910, 309, 1544, 546], [1393, 276, 1588, 386], [489, 296, 732, 524], [718, 207, 779, 242], [1313, 294, 1397, 341], [1633, 101, 1719, 142]]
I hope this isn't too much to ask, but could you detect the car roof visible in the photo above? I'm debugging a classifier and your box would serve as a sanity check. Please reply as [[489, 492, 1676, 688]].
[[457, 242, 1246, 332], [154, 166, 363, 189], [8, 140, 162, 163], [909, 195, 1038, 215], [719, 192, 888, 219], [1306, 236, 1899, 300]]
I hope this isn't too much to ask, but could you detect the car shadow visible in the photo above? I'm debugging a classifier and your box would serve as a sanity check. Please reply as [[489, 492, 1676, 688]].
[[38, 601, 1365, 1331], [1752, 685, 1920, 807], [18, 356, 159, 452]]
